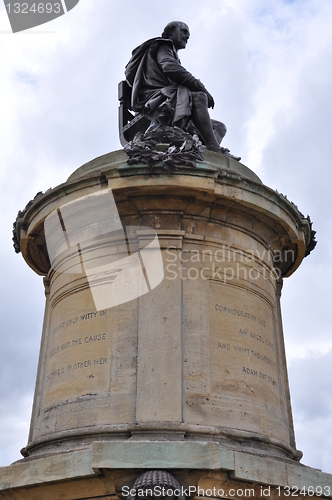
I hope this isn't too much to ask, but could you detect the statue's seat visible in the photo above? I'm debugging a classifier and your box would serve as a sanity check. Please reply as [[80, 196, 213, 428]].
[[118, 80, 150, 146]]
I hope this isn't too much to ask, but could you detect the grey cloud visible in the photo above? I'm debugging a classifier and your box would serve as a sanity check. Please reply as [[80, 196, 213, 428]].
[[289, 354, 332, 419]]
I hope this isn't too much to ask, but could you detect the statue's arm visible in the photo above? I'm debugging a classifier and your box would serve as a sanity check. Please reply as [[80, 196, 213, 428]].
[[156, 44, 204, 91], [156, 44, 214, 108]]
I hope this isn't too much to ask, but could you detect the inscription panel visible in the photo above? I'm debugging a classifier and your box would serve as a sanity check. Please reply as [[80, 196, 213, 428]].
[[43, 298, 112, 407], [209, 282, 281, 404]]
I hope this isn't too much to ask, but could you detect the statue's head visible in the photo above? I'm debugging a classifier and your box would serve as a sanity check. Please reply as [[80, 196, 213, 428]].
[[162, 21, 190, 50]]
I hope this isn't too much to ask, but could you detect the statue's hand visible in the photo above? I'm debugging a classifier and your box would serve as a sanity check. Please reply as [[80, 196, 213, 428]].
[[205, 90, 215, 109], [193, 79, 215, 108]]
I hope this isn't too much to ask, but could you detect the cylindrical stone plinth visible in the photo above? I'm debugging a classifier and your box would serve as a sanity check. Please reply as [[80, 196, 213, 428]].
[[17, 150, 313, 460]]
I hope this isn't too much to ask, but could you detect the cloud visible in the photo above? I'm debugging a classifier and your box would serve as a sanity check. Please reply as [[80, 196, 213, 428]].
[[0, 395, 32, 466], [289, 353, 332, 419], [288, 353, 332, 472]]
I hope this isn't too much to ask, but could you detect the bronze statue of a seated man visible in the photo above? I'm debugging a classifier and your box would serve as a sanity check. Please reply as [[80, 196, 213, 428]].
[[125, 21, 239, 159]]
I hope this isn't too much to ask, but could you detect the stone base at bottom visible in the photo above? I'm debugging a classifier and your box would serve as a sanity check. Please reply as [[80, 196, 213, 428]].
[[0, 442, 331, 500]]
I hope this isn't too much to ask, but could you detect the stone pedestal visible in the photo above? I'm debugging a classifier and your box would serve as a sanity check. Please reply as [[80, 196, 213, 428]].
[[1, 151, 330, 500]]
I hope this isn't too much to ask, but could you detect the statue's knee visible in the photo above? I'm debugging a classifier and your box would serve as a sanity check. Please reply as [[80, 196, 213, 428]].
[[211, 120, 227, 142], [193, 91, 208, 106]]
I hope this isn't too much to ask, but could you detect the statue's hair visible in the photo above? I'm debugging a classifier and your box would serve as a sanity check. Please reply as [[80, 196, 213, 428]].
[[162, 21, 184, 39]]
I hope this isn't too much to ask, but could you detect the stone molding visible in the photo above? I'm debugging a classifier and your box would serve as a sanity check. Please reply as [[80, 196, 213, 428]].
[[16, 151, 313, 278], [1, 443, 331, 496]]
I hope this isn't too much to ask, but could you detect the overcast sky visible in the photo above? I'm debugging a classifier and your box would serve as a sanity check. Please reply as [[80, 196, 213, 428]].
[[0, 0, 331, 473]]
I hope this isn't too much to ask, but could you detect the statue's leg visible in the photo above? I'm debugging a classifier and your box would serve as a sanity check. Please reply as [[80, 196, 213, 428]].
[[191, 92, 221, 152]]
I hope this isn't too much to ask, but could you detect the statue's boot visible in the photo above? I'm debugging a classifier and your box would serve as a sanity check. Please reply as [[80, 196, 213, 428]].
[[221, 147, 241, 161]]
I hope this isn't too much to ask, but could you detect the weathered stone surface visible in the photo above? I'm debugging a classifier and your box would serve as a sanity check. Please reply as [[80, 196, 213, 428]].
[[233, 452, 288, 485], [0, 449, 95, 489], [92, 441, 223, 469], [286, 463, 332, 491], [136, 251, 182, 423]]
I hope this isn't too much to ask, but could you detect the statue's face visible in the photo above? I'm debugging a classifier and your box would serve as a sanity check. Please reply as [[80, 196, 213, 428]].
[[169, 22, 190, 50]]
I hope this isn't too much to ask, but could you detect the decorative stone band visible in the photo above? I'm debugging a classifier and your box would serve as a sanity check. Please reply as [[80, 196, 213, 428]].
[[15, 149, 315, 277], [1, 443, 332, 497], [21, 422, 302, 461]]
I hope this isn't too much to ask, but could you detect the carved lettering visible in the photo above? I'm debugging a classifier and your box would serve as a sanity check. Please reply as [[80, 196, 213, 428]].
[[232, 345, 250, 355], [47, 356, 109, 381], [94, 358, 108, 365], [243, 367, 258, 376], [215, 304, 266, 327], [210, 282, 280, 401], [261, 354, 276, 368], [52, 310, 107, 335], [218, 343, 230, 350], [73, 360, 91, 369], [266, 339, 275, 351], [250, 331, 264, 343], [49, 337, 82, 358], [80, 312, 98, 321], [85, 333, 106, 343], [66, 317, 78, 327]]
